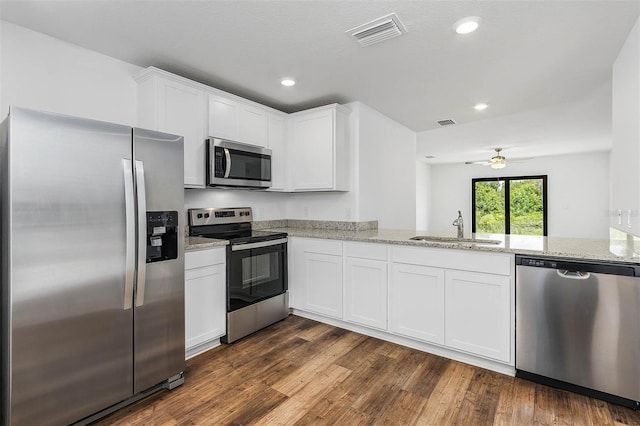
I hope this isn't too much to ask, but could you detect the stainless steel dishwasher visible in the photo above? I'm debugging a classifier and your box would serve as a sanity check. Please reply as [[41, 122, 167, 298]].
[[516, 255, 640, 408]]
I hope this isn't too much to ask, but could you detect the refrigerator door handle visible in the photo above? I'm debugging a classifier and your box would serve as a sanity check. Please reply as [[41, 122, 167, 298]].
[[135, 160, 147, 307], [123, 159, 135, 310]]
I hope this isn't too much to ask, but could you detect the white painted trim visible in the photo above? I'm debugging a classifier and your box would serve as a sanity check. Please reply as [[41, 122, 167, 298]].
[[185, 338, 222, 360]]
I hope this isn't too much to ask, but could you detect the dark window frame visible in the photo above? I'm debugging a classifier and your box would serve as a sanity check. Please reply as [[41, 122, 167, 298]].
[[471, 175, 548, 236]]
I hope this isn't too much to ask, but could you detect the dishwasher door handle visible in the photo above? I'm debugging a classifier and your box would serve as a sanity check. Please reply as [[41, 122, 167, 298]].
[[557, 269, 591, 280]]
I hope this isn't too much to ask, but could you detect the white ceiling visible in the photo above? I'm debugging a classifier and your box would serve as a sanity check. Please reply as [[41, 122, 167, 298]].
[[1, 0, 639, 161]]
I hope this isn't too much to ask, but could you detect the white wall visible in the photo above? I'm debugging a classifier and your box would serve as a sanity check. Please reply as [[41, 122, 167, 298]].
[[184, 189, 290, 220], [427, 151, 610, 239], [1, 21, 141, 125], [356, 102, 416, 229], [416, 161, 430, 230]]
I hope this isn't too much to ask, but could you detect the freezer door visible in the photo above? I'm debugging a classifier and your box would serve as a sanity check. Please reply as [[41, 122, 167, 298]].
[[5, 108, 135, 425], [132, 128, 185, 393]]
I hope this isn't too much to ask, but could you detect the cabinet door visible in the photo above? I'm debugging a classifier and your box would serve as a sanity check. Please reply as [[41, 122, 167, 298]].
[[185, 263, 226, 351], [287, 238, 302, 309], [156, 80, 207, 188], [291, 109, 334, 190], [208, 94, 239, 140], [267, 114, 287, 191], [390, 264, 444, 345], [302, 252, 343, 318], [445, 270, 511, 362], [611, 24, 640, 235], [345, 258, 387, 330], [238, 104, 267, 147]]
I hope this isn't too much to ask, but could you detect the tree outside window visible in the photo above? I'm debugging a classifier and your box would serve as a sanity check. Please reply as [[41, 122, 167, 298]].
[[472, 176, 547, 236]]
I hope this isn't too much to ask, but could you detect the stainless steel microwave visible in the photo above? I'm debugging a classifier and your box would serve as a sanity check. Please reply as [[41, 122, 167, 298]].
[[206, 138, 272, 189]]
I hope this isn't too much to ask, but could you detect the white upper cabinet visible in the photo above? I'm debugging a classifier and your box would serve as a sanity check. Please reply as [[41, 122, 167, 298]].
[[208, 95, 238, 141], [239, 104, 268, 146], [267, 113, 287, 191], [208, 94, 268, 148], [135, 68, 207, 188], [611, 18, 640, 235], [288, 104, 350, 191], [135, 68, 353, 193]]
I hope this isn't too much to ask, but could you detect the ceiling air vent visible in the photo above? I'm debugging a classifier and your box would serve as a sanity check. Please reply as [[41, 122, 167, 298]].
[[437, 119, 456, 126], [347, 13, 407, 47]]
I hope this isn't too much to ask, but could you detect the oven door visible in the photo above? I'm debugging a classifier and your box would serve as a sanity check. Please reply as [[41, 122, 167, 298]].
[[227, 239, 287, 311]]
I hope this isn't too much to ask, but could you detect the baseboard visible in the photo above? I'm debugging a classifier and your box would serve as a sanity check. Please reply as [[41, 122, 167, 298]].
[[291, 309, 516, 377], [185, 338, 222, 360]]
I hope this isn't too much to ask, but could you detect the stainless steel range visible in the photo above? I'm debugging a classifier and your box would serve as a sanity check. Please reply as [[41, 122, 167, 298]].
[[188, 207, 288, 343]]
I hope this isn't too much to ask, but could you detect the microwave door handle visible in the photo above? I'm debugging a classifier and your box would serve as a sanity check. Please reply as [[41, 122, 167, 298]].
[[224, 148, 231, 178]]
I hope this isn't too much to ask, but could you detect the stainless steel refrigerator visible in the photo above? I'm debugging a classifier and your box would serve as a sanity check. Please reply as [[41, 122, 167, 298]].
[[0, 107, 186, 425]]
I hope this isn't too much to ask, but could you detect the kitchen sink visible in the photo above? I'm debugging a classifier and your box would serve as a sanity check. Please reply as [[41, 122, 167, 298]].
[[409, 236, 501, 245]]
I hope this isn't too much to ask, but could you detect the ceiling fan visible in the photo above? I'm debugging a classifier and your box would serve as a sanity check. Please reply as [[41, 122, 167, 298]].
[[464, 148, 529, 169]]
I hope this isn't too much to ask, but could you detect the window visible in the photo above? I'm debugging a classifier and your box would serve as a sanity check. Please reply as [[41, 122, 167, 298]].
[[472, 175, 547, 236]]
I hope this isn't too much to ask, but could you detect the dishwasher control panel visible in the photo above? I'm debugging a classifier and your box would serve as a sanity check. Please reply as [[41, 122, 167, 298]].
[[516, 255, 640, 277], [521, 258, 558, 268]]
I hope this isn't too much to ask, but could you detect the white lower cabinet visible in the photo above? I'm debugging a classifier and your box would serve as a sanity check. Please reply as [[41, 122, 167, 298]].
[[345, 257, 388, 330], [390, 264, 445, 345], [289, 237, 514, 367], [301, 251, 343, 318], [290, 238, 343, 319], [185, 248, 226, 358], [444, 270, 511, 363]]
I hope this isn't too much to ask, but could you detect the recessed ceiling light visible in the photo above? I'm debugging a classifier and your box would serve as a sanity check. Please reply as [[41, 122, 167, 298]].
[[474, 103, 488, 111], [454, 16, 481, 34], [281, 78, 296, 87]]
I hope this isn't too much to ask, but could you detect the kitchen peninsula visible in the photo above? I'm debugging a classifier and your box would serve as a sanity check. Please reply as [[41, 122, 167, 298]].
[[185, 220, 640, 377]]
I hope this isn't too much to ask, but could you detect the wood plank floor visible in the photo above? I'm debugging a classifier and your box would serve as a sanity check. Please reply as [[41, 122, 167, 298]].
[[95, 315, 640, 425]]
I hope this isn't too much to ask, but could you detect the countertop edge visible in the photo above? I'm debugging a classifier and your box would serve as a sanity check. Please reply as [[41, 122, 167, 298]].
[[185, 237, 229, 251]]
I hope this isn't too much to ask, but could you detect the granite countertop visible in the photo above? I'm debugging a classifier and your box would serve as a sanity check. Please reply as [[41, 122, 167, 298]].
[[185, 223, 640, 264], [185, 236, 228, 251]]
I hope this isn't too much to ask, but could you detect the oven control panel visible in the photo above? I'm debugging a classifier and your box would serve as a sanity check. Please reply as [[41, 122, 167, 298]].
[[188, 207, 253, 227]]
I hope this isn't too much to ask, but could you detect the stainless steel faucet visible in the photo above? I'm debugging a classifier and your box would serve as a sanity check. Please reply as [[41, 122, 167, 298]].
[[452, 210, 464, 238]]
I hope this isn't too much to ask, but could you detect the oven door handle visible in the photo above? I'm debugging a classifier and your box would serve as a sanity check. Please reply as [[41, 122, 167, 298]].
[[231, 238, 288, 251]]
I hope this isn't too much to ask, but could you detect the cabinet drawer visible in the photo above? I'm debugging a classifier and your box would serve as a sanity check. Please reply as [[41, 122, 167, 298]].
[[186, 265, 223, 281], [185, 247, 226, 270], [302, 238, 343, 256], [345, 241, 387, 261], [390, 246, 512, 276]]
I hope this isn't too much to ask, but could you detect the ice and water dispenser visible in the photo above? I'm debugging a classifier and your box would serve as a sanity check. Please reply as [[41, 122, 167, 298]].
[[145, 211, 178, 263]]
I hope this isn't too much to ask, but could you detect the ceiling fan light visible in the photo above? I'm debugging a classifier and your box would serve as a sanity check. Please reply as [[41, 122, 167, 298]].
[[491, 162, 506, 169]]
